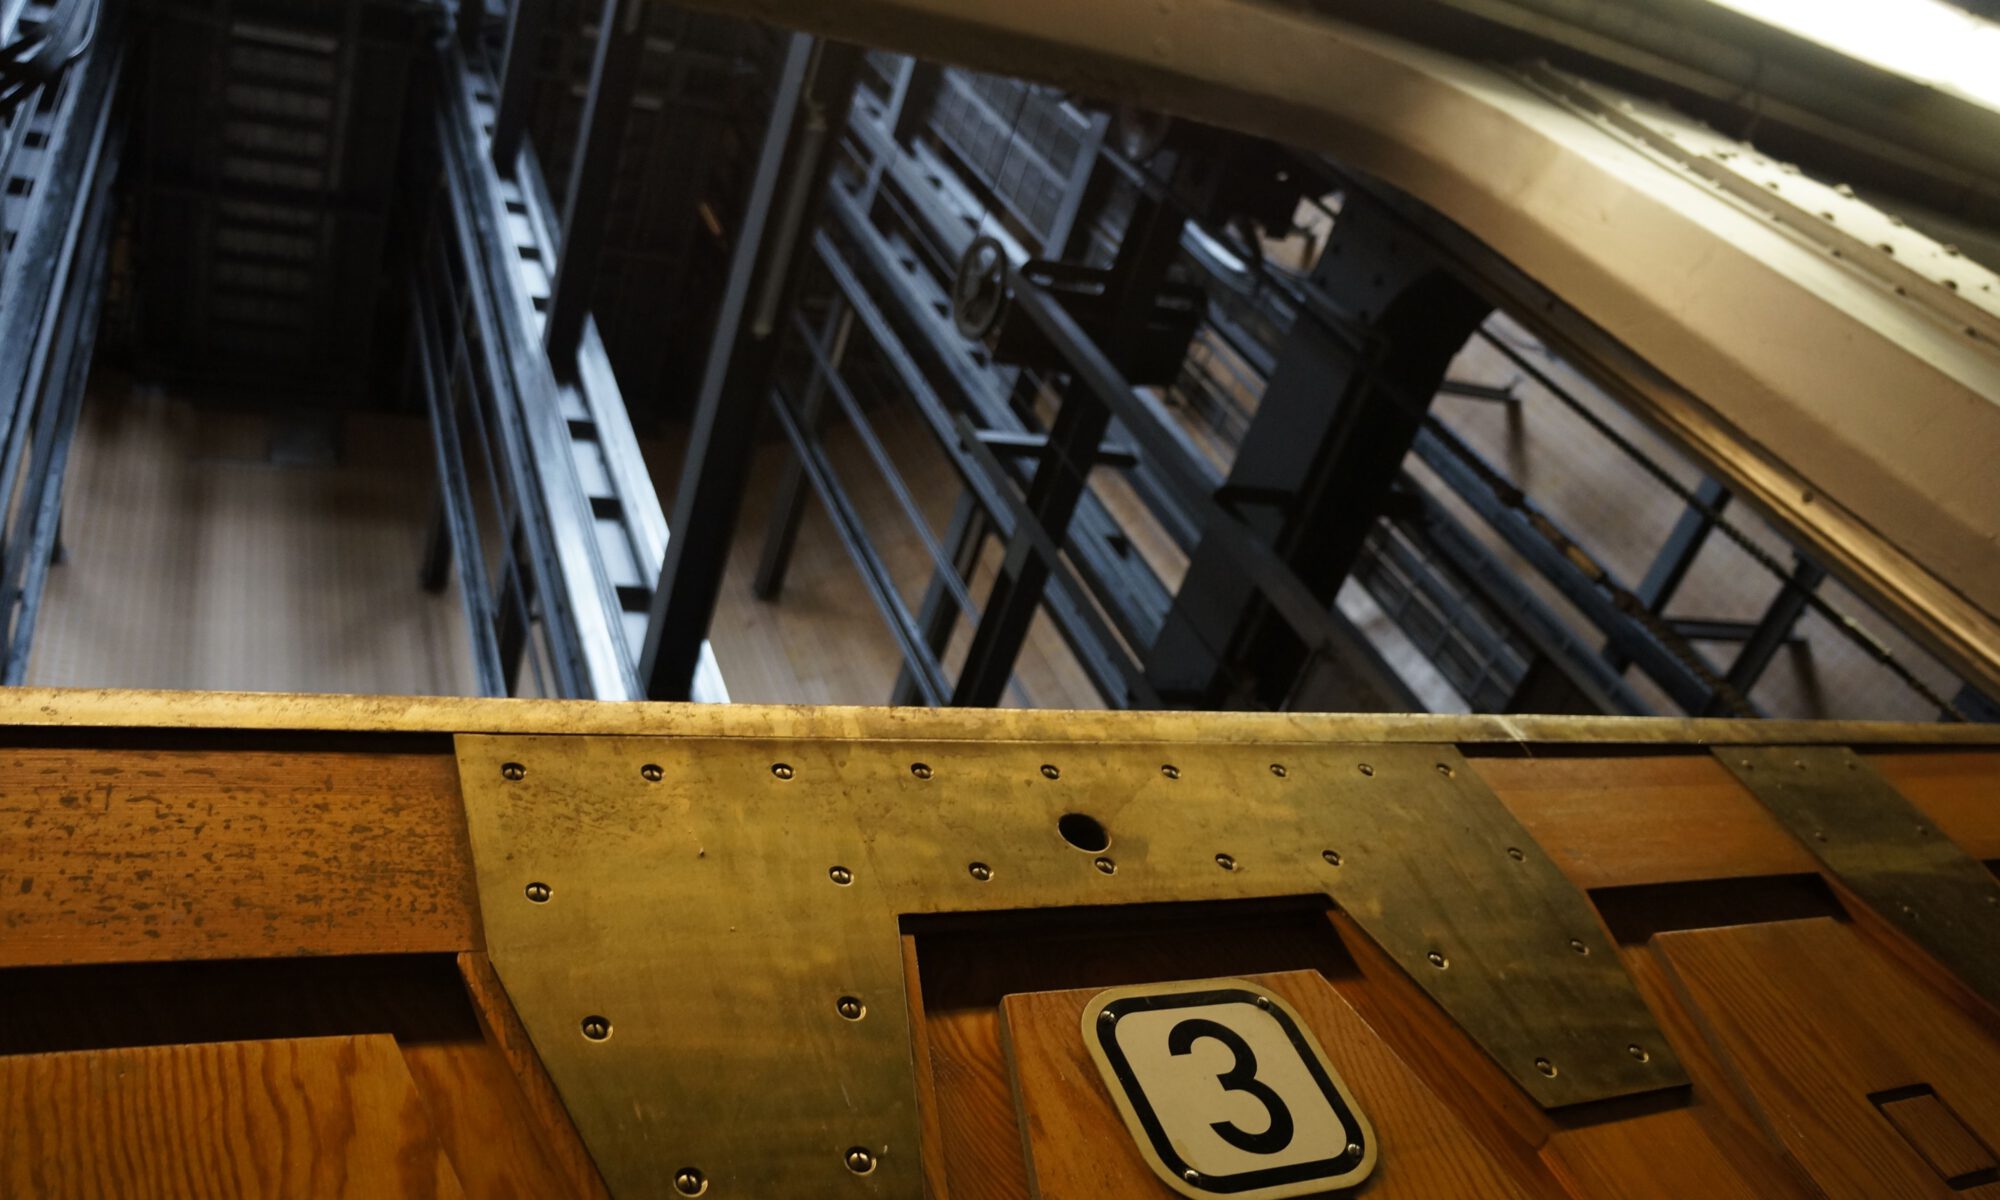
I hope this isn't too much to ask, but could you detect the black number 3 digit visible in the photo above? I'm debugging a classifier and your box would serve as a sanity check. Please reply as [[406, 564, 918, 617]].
[[1167, 1017, 1296, 1155]]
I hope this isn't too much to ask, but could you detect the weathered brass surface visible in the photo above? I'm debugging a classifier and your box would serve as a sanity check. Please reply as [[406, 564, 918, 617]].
[[1720, 746, 2000, 1008], [457, 735, 1683, 1197], [7, 685, 2000, 747]]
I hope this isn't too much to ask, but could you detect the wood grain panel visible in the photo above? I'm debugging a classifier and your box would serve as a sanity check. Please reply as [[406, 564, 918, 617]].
[[0, 746, 478, 966], [1656, 917, 2000, 1199], [1000, 970, 1543, 1198], [1869, 752, 2000, 859], [0, 1034, 465, 1198]]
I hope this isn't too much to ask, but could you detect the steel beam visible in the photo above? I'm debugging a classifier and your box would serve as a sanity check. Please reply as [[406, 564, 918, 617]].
[[545, 0, 645, 367], [1604, 476, 1731, 670], [489, 0, 551, 173], [639, 35, 862, 701]]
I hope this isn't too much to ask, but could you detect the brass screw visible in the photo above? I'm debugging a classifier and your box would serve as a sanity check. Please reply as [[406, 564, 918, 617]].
[[772, 763, 794, 780], [1182, 1169, 1200, 1184], [1269, 763, 1287, 778], [501, 762, 526, 781], [1254, 995, 1272, 1010], [1100, 1009, 1118, 1025], [1569, 938, 1590, 955], [829, 865, 853, 886], [911, 762, 933, 780], [837, 996, 865, 1021], [1215, 853, 1236, 871], [580, 1015, 611, 1041], [844, 1147, 876, 1175], [1506, 847, 1525, 861], [1161, 764, 1179, 780], [524, 881, 552, 904], [641, 763, 664, 783], [674, 1168, 706, 1196], [1628, 1044, 1650, 1063], [1094, 856, 1116, 875], [1427, 951, 1448, 969], [1535, 1057, 1558, 1078], [1040, 764, 1061, 780], [1435, 762, 1455, 778], [1322, 849, 1342, 867], [968, 861, 992, 882], [1345, 1142, 1361, 1158], [1915, 825, 1928, 836], [1357, 763, 1374, 777]]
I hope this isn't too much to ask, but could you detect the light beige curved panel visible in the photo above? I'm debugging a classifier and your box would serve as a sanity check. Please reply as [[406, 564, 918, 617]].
[[682, 0, 2000, 695]]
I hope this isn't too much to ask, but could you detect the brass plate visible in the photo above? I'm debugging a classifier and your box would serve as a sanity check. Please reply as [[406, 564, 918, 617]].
[[457, 736, 1684, 1197], [1081, 978, 1378, 1199], [1720, 746, 2000, 1008]]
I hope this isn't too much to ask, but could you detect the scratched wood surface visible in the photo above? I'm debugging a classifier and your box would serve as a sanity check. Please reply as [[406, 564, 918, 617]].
[[0, 1035, 466, 1199], [0, 744, 478, 967], [1656, 917, 2000, 1199], [1001, 969, 1541, 1198]]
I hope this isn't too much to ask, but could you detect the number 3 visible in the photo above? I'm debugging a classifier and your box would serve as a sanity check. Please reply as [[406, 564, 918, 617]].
[[1168, 1017, 1296, 1155]]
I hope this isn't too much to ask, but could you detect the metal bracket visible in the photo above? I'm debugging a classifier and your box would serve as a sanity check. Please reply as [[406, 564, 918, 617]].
[[457, 736, 1683, 1197], [1719, 746, 2000, 1008]]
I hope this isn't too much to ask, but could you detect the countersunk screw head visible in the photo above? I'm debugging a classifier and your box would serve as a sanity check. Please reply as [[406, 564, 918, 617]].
[[1535, 1057, 1558, 1078], [1435, 762, 1455, 778], [524, 881, 552, 903], [501, 762, 526, 781], [844, 1147, 876, 1175], [911, 762, 933, 780], [1094, 856, 1116, 875], [1357, 763, 1374, 777], [772, 762, 795, 780], [828, 865, 853, 886], [580, 1015, 611, 1041], [1427, 950, 1449, 969], [1569, 938, 1590, 955], [674, 1168, 706, 1195], [968, 862, 993, 882], [1160, 764, 1179, 780], [1269, 763, 1287, 778], [1628, 1044, 1650, 1063], [1215, 853, 1236, 871], [837, 995, 865, 1021], [1506, 847, 1525, 861], [1322, 849, 1342, 867], [641, 763, 664, 783], [1040, 763, 1061, 780]]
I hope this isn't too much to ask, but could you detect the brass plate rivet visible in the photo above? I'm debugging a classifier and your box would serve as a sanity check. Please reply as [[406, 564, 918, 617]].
[[1100, 1009, 1118, 1025], [1215, 853, 1236, 871], [1183, 1169, 1201, 1184], [1094, 856, 1117, 875], [1160, 764, 1179, 780], [1040, 763, 1061, 780], [1269, 763, 1287, 778], [1254, 996, 1272, 1010], [771, 763, 794, 780], [968, 862, 992, 882], [1357, 763, 1374, 777], [581, 1015, 611, 1041], [1322, 849, 1342, 867], [674, 1168, 706, 1196], [910, 762, 933, 780], [845, 1147, 876, 1175], [828, 865, 853, 886], [1569, 938, 1590, 955], [1435, 762, 1455, 778], [1345, 1143, 1361, 1158], [641, 763, 664, 783], [1628, 1044, 1650, 1063], [524, 881, 552, 903], [501, 762, 526, 781], [1506, 847, 1525, 861], [1427, 950, 1448, 969], [1535, 1057, 1558, 1077], [836, 996, 865, 1021]]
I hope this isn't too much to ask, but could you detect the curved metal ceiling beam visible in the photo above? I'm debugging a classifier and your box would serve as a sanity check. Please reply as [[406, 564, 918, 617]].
[[686, 0, 2000, 697]]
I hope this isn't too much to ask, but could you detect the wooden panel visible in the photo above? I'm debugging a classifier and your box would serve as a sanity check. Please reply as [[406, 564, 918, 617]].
[[999, 970, 1542, 1198], [0, 1034, 465, 1198], [1656, 917, 2000, 1199], [1869, 751, 2000, 859], [1478, 755, 1815, 890], [1876, 1091, 1998, 1182], [401, 1040, 579, 1199], [0, 745, 478, 967]]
